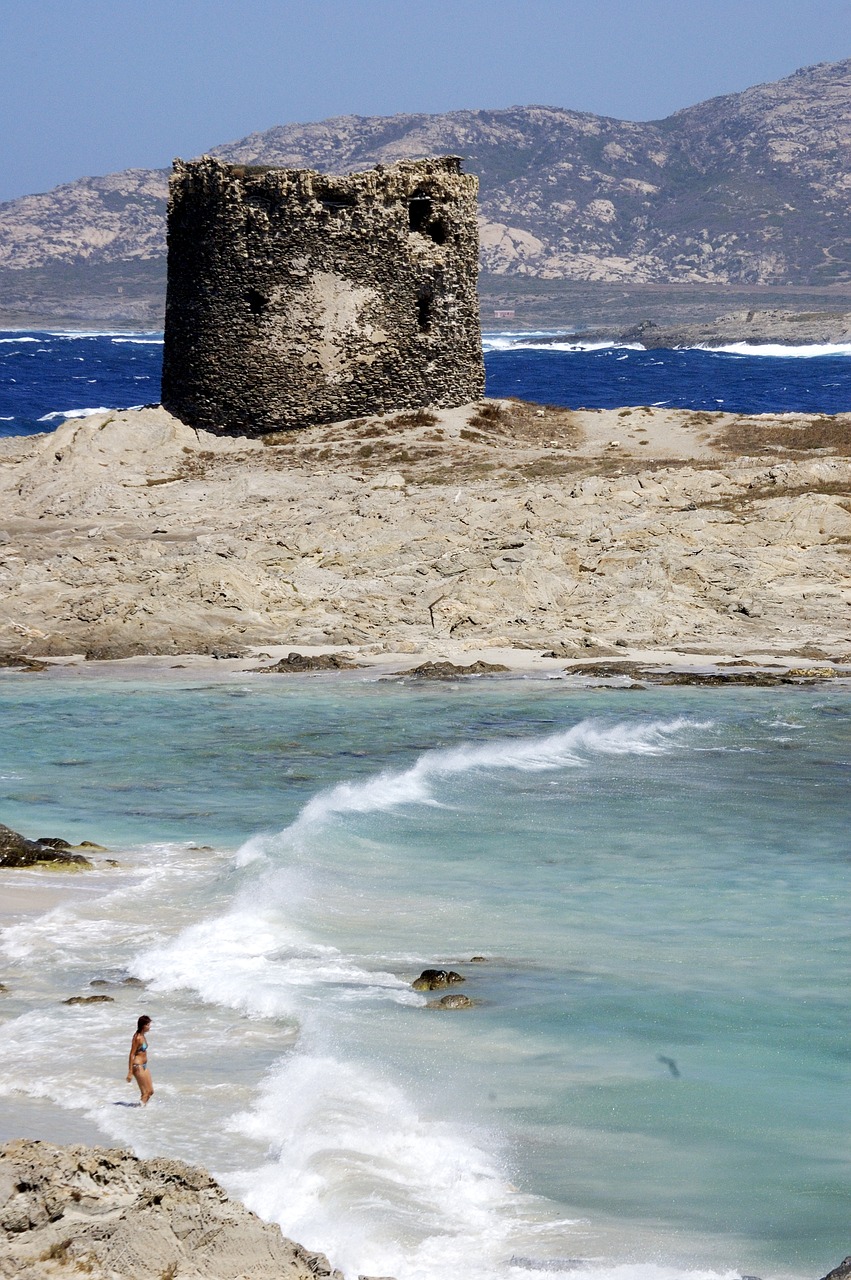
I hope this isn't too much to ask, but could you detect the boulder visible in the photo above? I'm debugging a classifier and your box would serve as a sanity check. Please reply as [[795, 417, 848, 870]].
[[63, 995, 114, 1006], [412, 968, 465, 991], [400, 660, 509, 679], [0, 824, 92, 869], [0, 1138, 341, 1280], [254, 651, 360, 673], [819, 1260, 851, 1280], [428, 993, 475, 1010]]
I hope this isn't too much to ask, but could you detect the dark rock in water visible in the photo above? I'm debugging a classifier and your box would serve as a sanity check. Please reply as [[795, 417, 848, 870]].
[[0, 983, 8, 995], [79, 840, 108, 850], [0, 823, 93, 869], [412, 968, 466, 991], [819, 1259, 851, 1280], [428, 993, 475, 1010], [63, 995, 114, 1005], [400, 660, 509, 679], [36, 836, 73, 850], [122, 977, 146, 987], [471, 955, 488, 962], [0, 653, 47, 671], [89, 979, 110, 987], [254, 651, 360, 673], [562, 661, 830, 687]]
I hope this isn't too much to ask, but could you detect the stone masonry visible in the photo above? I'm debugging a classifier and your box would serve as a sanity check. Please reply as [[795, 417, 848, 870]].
[[160, 155, 484, 433]]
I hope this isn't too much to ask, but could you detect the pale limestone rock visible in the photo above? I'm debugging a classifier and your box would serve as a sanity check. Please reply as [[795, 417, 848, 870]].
[[0, 1139, 340, 1280]]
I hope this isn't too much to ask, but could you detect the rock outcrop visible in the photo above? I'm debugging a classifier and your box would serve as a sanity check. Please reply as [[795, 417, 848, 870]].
[[412, 970, 465, 991], [0, 1139, 340, 1280], [0, 401, 848, 663], [0, 825, 92, 870], [819, 1259, 851, 1280]]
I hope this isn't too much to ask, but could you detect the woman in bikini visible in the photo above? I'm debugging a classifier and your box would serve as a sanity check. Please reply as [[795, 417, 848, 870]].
[[126, 1015, 153, 1105]]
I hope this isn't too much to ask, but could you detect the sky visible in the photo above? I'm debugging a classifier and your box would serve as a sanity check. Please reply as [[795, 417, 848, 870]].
[[2, 0, 850, 204]]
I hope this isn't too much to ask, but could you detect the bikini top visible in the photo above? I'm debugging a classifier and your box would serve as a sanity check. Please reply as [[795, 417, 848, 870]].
[[136, 1039, 148, 1053]]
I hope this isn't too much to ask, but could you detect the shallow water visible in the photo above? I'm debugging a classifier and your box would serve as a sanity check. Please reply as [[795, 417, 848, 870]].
[[0, 675, 848, 1280]]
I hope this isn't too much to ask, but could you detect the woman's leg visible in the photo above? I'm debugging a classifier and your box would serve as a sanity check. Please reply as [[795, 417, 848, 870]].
[[133, 1064, 153, 1104]]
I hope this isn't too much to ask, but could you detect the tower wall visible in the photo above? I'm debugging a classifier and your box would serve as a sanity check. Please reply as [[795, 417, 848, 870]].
[[160, 155, 484, 433]]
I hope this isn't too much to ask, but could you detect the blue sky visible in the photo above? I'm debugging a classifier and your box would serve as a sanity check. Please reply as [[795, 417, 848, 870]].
[[2, 0, 850, 204]]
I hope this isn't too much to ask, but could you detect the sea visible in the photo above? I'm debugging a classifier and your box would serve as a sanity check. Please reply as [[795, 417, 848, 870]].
[[0, 330, 849, 1280], [1, 328, 851, 434]]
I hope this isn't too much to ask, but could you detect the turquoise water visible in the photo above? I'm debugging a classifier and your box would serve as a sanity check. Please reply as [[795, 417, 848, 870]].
[[0, 674, 848, 1280]]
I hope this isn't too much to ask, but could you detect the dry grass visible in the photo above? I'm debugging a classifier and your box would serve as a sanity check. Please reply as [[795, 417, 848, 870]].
[[715, 415, 851, 456], [386, 409, 439, 428]]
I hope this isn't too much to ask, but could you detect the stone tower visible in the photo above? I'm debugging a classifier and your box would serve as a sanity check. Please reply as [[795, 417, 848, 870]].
[[160, 155, 484, 433]]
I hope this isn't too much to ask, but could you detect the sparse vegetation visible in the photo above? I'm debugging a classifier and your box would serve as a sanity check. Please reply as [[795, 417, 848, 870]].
[[716, 415, 851, 455], [386, 409, 439, 428]]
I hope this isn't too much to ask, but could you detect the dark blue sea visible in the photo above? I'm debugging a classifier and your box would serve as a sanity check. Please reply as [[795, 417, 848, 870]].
[[1, 329, 850, 435]]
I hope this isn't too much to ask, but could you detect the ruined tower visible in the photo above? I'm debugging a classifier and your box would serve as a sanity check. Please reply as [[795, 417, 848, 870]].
[[160, 155, 485, 433]]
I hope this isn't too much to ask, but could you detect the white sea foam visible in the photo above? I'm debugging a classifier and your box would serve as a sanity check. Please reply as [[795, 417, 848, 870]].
[[37, 405, 142, 422], [224, 1052, 534, 1280], [47, 330, 162, 340], [111, 336, 164, 345], [483, 337, 645, 353], [697, 341, 851, 358], [290, 717, 699, 834], [0, 336, 38, 343]]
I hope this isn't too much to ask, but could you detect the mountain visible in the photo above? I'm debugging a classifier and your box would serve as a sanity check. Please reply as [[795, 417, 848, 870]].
[[2, 59, 851, 323]]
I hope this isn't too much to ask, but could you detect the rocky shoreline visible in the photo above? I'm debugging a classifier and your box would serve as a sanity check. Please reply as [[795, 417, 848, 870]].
[[0, 398, 849, 670], [591, 307, 851, 349], [0, 1139, 847, 1280], [0, 1139, 347, 1280]]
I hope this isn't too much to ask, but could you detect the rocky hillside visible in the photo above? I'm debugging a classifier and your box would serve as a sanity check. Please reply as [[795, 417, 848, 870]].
[[1, 58, 851, 295]]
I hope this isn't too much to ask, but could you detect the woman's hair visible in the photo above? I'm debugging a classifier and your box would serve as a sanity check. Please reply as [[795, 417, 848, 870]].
[[136, 1015, 151, 1032]]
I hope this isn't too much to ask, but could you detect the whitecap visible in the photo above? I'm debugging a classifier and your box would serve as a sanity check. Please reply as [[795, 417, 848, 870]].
[[484, 338, 645, 353], [289, 716, 704, 833], [696, 341, 851, 358], [224, 1052, 538, 1280], [37, 405, 142, 422], [37, 407, 115, 421], [0, 336, 38, 343], [47, 329, 162, 340]]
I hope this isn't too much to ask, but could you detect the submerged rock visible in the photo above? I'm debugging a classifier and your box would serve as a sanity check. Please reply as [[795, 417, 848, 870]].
[[0, 1138, 342, 1280], [63, 995, 114, 1005], [412, 968, 465, 990], [0, 654, 47, 671], [0, 823, 93, 869], [428, 993, 476, 1010]]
